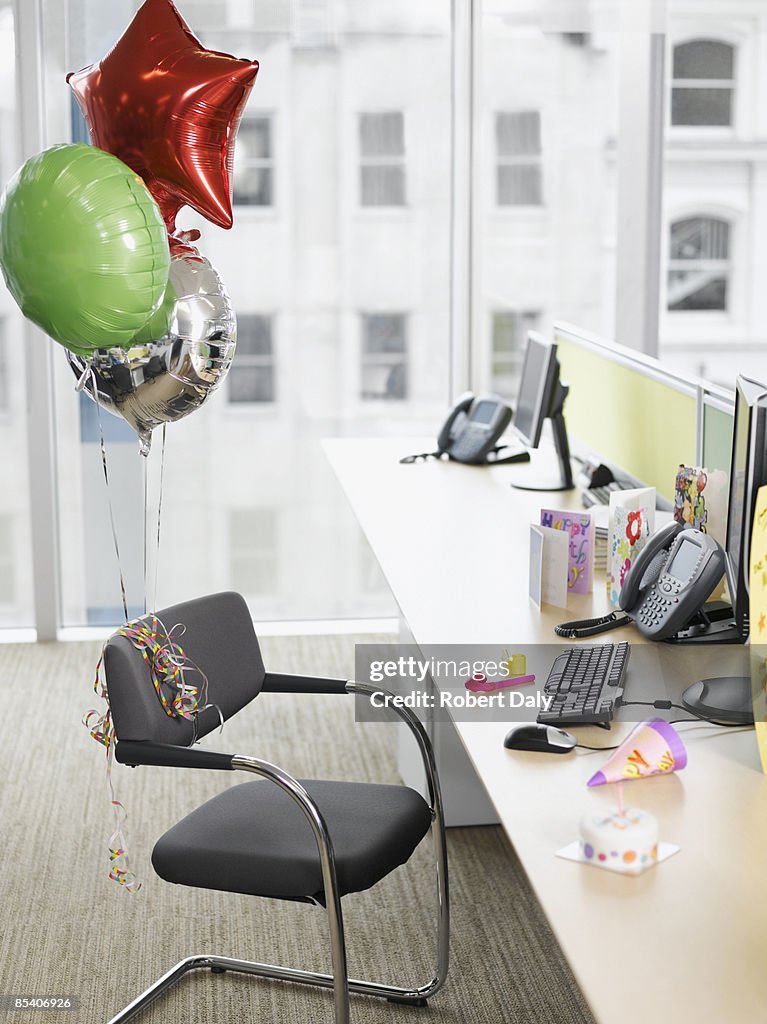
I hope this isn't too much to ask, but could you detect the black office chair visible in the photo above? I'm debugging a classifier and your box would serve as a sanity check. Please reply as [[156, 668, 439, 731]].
[[101, 592, 449, 1024]]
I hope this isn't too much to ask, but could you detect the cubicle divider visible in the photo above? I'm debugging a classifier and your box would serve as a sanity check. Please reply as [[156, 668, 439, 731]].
[[553, 322, 734, 500]]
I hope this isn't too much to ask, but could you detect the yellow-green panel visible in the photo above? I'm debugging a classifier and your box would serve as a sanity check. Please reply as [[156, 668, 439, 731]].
[[556, 332, 697, 501]]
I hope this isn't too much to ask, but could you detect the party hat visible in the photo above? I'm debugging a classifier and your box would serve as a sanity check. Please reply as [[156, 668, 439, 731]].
[[587, 719, 687, 787]]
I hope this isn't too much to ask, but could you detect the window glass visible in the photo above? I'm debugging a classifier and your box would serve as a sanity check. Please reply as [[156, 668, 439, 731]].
[[0, 3, 35, 628], [47, 0, 452, 625], [360, 314, 408, 400], [660, 9, 767, 387], [359, 111, 406, 206], [228, 315, 276, 403], [233, 116, 274, 206], [477, 4, 620, 393], [671, 39, 735, 127]]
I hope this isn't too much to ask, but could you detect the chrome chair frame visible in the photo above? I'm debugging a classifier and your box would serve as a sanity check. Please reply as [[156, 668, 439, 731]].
[[107, 681, 449, 1024]]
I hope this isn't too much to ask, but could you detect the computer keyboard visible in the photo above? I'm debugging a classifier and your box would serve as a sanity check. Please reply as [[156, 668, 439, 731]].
[[537, 642, 630, 727], [581, 481, 627, 507]]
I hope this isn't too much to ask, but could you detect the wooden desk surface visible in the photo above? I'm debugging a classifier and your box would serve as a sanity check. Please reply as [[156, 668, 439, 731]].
[[325, 436, 767, 1024]]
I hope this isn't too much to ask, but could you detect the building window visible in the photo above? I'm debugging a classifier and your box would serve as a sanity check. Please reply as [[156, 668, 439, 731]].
[[667, 216, 731, 312], [233, 115, 274, 206], [359, 112, 406, 207], [229, 508, 279, 597], [228, 315, 276, 403], [496, 111, 543, 206], [671, 39, 735, 127], [492, 311, 540, 396], [360, 314, 408, 400]]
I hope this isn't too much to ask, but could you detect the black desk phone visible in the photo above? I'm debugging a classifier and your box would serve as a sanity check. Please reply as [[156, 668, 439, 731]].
[[618, 522, 725, 640], [556, 522, 726, 641], [400, 392, 530, 465]]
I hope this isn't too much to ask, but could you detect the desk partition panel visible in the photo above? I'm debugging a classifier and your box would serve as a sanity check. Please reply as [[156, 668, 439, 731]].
[[553, 324, 702, 501]]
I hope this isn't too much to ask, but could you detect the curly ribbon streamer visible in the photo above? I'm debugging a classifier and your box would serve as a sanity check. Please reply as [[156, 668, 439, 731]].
[[84, 615, 221, 892]]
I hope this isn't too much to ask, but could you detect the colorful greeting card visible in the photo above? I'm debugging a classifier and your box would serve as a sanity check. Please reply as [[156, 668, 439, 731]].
[[607, 506, 651, 607], [539, 508, 594, 594], [673, 465, 728, 540], [748, 485, 767, 774]]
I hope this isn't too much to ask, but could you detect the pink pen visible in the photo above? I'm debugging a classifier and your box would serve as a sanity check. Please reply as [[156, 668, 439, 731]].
[[465, 672, 536, 693]]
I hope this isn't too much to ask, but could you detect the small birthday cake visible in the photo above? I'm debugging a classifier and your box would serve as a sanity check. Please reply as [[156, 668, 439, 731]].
[[578, 808, 658, 876]]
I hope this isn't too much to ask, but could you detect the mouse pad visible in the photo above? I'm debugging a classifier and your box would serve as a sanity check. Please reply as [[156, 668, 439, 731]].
[[557, 840, 680, 874]]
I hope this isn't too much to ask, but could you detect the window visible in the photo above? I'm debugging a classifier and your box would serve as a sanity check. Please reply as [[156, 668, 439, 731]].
[[491, 311, 540, 397], [671, 39, 735, 127], [667, 216, 731, 312], [359, 112, 406, 207], [496, 111, 543, 206], [229, 508, 279, 597], [233, 116, 274, 207], [228, 315, 276, 403], [360, 314, 408, 400]]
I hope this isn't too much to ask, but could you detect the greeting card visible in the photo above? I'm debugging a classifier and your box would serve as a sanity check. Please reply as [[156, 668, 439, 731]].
[[539, 508, 594, 594], [529, 524, 569, 610], [673, 465, 728, 541], [749, 485, 767, 774], [607, 506, 651, 607]]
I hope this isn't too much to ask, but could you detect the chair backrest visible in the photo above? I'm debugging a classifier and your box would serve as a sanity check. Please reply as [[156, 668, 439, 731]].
[[104, 591, 265, 745]]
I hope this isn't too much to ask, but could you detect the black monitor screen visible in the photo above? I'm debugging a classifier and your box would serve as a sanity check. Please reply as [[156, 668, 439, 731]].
[[725, 376, 767, 638], [513, 334, 555, 447]]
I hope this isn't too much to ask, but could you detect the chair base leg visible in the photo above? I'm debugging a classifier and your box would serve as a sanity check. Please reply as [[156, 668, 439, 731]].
[[107, 953, 440, 1024]]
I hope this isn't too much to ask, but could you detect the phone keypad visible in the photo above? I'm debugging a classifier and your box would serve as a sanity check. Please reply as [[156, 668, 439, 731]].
[[636, 578, 683, 632], [450, 425, 490, 462]]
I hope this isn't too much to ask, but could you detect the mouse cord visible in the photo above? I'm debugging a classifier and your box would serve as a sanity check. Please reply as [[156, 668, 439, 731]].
[[621, 699, 747, 726], [575, 711, 748, 751]]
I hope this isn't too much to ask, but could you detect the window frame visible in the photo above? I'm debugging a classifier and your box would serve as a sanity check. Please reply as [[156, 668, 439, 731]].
[[662, 208, 741, 329], [232, 111, 277, 212], [494, 109, 544, 210], [225, 313, 278, 409], [358, 312, 409, 403], [358, 110, 408, 210], [667, 34, 739, 136]]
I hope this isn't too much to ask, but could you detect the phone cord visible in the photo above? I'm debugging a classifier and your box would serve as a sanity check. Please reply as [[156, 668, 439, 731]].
[[554, 611, 633, 639]]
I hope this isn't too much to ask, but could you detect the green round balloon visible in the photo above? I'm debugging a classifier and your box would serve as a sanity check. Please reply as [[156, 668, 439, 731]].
[[0, 144, 170, 354]]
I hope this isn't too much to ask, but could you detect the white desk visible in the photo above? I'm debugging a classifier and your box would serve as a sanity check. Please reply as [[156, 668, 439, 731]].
[[325, 436, 767, 1024]]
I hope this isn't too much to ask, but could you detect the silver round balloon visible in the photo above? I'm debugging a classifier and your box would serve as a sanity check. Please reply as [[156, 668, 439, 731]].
[[68, 245, 236, 455]]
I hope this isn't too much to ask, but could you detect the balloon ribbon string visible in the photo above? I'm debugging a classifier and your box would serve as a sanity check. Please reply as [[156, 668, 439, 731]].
[[153, 423, 167, 613], [91, 366, 129, 624], [143, 454, 148, 617]]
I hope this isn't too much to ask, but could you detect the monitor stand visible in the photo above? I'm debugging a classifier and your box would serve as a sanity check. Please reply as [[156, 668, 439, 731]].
[[512, 382, 575, 492], [681, 676, 754, 726]]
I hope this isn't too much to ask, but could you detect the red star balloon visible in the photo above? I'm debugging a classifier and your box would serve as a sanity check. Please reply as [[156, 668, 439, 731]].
[[67, 0, 258, 234]]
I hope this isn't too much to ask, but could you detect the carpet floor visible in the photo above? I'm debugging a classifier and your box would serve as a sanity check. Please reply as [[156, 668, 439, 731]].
[[0, 635, 596, 1024]]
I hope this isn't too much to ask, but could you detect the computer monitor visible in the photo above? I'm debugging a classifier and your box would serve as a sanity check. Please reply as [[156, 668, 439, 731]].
[[679, 375, 767, 724], [510, 332, 574, 491], [725, 375, 767, 639]]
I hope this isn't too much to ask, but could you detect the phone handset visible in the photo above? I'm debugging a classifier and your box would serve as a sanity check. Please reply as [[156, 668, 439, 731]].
[[618, 521, 683, 614], [436, 392, 474, 454]]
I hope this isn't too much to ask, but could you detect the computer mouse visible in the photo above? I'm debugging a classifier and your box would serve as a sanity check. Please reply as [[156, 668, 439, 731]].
[[503, 724, 577, 754]]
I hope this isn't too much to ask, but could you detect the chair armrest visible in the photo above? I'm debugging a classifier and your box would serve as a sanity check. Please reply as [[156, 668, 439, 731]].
[[261, 672, 349, 694], [346, 682, 444, 818], [115, 740, 235, 770]]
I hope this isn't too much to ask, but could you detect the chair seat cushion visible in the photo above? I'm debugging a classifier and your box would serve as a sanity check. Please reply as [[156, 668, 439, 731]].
[[152, 779, 432, 902]]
